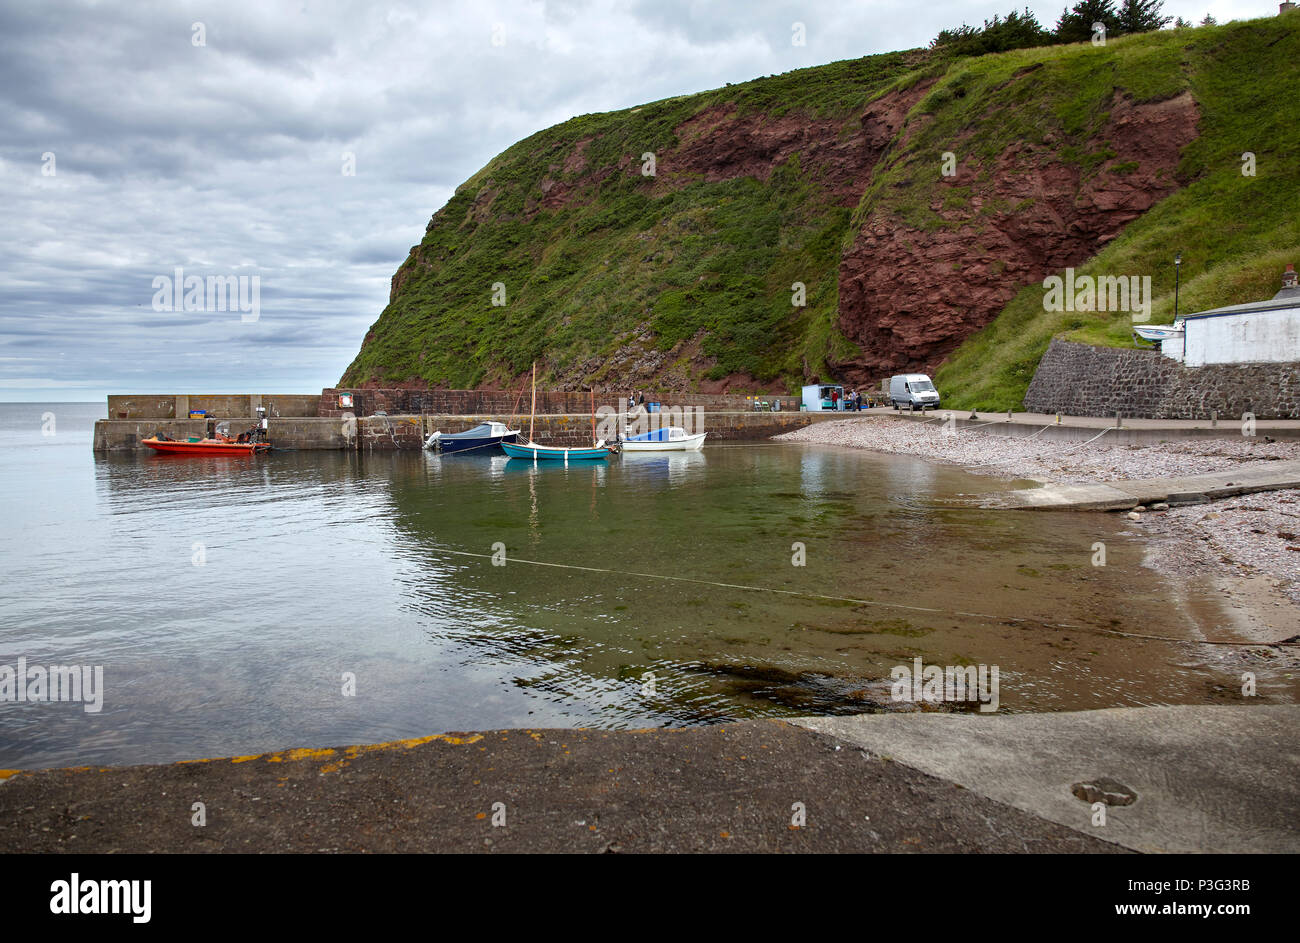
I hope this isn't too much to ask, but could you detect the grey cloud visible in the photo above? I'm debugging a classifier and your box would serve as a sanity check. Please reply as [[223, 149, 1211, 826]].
[[0, 0, 1275, 400]]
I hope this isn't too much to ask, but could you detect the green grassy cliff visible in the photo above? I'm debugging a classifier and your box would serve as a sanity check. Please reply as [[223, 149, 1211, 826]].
[[342, 13, 1300, 405], [936, 14, 1300, 409]]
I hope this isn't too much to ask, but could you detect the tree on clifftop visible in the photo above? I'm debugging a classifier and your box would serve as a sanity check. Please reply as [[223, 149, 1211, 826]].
[[1055, 0, 1120, 43], [932, 2, 1169, 57], [931, 8, 1051, 56], [1116, 0, 1173, 33]]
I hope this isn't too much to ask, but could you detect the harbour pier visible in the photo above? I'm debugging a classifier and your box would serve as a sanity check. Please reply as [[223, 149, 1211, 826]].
[[92, 389, 851, 452]]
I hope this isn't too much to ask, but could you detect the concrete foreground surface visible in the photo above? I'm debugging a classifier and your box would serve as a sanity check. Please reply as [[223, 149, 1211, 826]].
[[0, 721, 1122, 854], [0, 706, 1290, 853], [796, 705, 1300, 853]]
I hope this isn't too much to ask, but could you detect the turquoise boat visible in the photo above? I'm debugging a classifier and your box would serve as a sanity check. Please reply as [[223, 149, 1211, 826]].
[[502, 440, 612, 462], [504, 363, 613, 462]]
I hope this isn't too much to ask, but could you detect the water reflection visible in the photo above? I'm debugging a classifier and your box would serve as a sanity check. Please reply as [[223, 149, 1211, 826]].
[[619, 451, 706, 488], [0, 438, 1250, 770]]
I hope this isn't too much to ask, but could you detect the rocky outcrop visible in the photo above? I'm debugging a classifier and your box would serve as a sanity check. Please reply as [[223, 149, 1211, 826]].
[[833, 91, 1199, 381]]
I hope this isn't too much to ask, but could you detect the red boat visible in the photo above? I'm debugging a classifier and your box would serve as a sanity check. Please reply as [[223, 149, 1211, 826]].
[[143, 421, 269, 455], [143, 436, 269, 455]]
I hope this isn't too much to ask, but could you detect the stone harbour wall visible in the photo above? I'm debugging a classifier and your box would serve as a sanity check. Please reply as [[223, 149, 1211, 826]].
[[101, 389, 810, 423], [1024, 339, 1300, 419], [317, 388, 799, 418], [93, 419, 209, 451], [106, 394, 323, 420], [93, 411, 836, 451]]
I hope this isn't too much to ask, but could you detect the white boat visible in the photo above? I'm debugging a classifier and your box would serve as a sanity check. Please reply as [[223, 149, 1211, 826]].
[[620, 426, 707, 452], [1133, 322, 1184, 343]]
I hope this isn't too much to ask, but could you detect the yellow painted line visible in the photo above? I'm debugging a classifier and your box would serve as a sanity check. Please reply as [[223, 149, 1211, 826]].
[[17, 732, 493, 778], [176, 733, 488, 773], [172, 733, 483, 770], [265, 747, 337, 763]]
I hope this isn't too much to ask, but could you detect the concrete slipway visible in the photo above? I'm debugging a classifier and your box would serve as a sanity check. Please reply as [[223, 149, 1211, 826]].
[[873, 410, 1300, 509], [795, 705, 1300, 854], [989, 459, 1300, 509], [1, 706, 1294, 853]]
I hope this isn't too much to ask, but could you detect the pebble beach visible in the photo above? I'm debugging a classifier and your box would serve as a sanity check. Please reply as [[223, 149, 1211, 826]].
[[777, 415, 1300, 485]]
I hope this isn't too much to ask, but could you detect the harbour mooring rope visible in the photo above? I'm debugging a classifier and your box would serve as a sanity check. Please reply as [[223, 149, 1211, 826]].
[[426, 546, 1298, 647]]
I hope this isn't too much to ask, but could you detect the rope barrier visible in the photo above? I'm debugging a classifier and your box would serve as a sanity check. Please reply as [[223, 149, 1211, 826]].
[[423, 545, 1297, 647]]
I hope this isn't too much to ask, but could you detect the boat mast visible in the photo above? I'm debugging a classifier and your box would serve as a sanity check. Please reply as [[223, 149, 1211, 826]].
[[590, 386, 595, 445], [529, 361, 536, 443]]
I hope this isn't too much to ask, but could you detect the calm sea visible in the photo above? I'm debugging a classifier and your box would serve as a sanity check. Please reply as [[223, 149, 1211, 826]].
[[0, 402, 1241, 769]]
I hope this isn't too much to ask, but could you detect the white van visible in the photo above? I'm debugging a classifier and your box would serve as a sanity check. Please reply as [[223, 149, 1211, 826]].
[[889, 374, 940, 411]]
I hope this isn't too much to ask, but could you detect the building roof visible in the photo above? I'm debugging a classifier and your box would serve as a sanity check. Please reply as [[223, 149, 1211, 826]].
[[1183, 286, 1300, 321]]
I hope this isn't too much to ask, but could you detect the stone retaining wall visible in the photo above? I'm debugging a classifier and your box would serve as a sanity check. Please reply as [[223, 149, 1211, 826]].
[[1024, 339, 1300, 419]]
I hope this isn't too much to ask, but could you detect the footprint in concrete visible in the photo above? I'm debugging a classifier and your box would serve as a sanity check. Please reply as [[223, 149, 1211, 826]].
[[1071, 777, 1137, 806]]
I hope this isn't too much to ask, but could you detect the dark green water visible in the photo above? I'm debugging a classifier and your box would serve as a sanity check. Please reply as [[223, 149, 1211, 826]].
[[1, 403, 1223, 769]]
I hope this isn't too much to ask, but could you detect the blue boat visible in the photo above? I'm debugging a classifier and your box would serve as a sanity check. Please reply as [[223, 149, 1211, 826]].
[[501, 440, 613, 462], [424, 421, 520, 454]]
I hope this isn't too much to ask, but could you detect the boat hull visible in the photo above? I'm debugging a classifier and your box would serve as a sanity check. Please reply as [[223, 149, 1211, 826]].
[[437, 433, 519, 453], [1133, 325, 1183, 342], [621, 432, 707, 452], [502, 441, 612, 461], [143, 437, 268, 456], [425, 423, 521, 453]]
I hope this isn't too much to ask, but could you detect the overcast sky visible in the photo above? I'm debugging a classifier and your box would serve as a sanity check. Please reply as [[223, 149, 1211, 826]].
[[0, 0, 1274, 401]]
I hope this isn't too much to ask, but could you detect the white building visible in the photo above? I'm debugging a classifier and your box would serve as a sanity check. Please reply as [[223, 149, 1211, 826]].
[[1157, 264, 1300, 366]]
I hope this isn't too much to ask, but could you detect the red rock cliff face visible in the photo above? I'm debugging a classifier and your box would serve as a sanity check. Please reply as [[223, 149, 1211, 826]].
[[364, 74, 1200, 393], [832, 90, 1199, 381]]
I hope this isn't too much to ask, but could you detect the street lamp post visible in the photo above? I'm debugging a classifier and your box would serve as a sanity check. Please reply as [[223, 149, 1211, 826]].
[[1174, 253, 1182, 320]]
